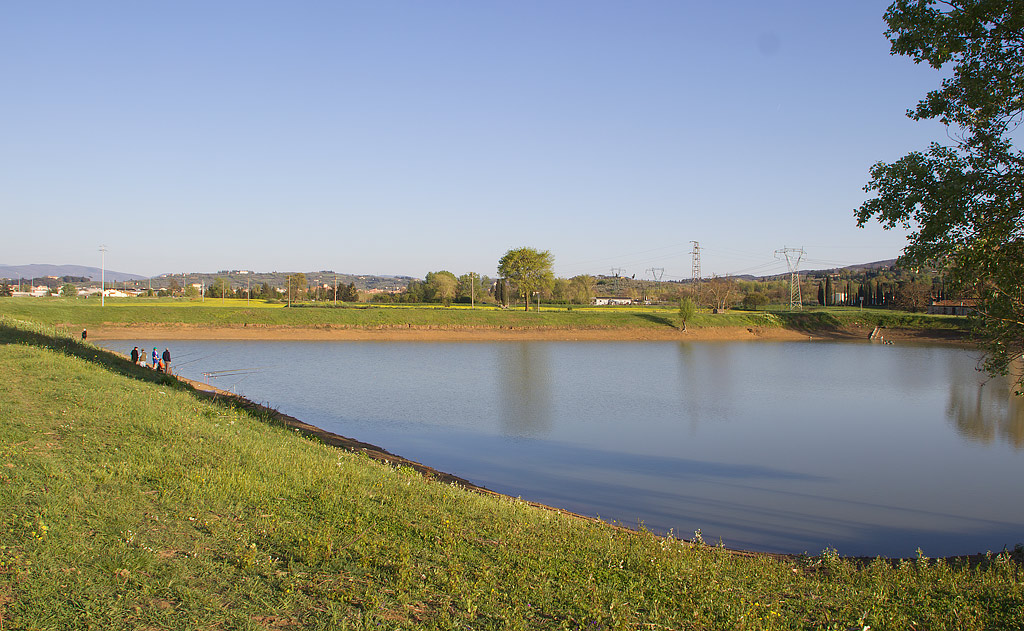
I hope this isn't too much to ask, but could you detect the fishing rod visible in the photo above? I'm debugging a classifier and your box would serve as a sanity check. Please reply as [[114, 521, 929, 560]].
[[223, 373, 254, 394], [175, 353, 218, 368], [168, 349, 203, 360], [200, 367, 269, 385]]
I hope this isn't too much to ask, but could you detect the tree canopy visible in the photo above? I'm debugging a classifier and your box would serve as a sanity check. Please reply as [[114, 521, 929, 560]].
[[424, 271, 458, 306], [497, 247, 554, 311], [856, 0, 1024, 392]]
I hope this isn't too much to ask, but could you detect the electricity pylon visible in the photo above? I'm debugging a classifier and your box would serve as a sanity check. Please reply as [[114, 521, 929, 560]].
[[690, 241, 701, 303], [775, 247, 805, 310], [645, 267, 664, 302], [99, 245, 107, 307], [610, 267, 625, 294]]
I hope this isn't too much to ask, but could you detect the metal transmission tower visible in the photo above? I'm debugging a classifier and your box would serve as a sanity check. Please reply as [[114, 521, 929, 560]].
[[690, 241, 701, 301], [645, 267, 664, 302], [99, 245, 107, 307], [774, 247, 806, 310], [609, 267, 625, 294]]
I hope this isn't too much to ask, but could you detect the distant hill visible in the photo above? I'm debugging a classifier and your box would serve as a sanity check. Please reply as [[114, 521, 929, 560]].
[[798, 259, 899, 278], [756, 259, 899, 282], [0, 264, 146, 283], [837, 258, 898, 271]]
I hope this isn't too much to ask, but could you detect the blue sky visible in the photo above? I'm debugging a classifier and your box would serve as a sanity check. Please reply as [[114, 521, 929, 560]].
[[1, 1, 948, 280]]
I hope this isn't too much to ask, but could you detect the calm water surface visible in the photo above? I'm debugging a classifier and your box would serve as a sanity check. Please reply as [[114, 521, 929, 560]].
[[102, 339, 1024, 557]]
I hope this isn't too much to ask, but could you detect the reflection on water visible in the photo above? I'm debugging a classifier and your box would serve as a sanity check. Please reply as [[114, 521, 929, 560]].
[[499, 343, 552, 437], [676, 343, 729, 427], [948, 380, 1024, 448], [96, 338, 1024, 557]]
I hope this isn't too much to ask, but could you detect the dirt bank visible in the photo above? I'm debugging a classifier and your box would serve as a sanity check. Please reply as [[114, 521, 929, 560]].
[[88, 324, 807, 342], [87, 322, 971, 344]]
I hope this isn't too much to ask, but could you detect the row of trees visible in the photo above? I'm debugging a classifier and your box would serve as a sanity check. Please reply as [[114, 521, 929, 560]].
[[399, 272, 492, 306], [168, 273, 360, 303], [814, 276, 945, 312], [380, 253, 957, 313]]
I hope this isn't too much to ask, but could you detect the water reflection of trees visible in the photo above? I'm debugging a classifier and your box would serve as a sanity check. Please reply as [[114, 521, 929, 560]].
[[498, 343, 552, 437], [947, 377, 1024, 449], [675, 342, 739, 430]]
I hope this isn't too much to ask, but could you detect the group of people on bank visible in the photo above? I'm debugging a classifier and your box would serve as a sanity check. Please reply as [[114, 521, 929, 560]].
[[131, 346, 171, 373]]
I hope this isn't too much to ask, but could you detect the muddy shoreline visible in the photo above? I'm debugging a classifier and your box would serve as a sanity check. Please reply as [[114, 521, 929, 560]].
[[86, 322, 970, 344]]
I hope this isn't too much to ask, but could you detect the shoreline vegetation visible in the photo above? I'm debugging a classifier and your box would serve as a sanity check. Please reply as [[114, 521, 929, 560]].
[[3, 306, 1017, 629]]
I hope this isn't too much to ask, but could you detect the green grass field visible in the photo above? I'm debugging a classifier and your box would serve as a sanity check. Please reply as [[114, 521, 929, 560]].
[[0, 297, 971, 336], [1, 318, 1018, 630]]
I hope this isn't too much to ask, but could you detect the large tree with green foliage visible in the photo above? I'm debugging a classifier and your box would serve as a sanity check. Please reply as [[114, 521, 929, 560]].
[[742, 291, 768, 311], [424, 271, 458, 306], [856, 0, 1024, 392], [497, 247, 554, 311], [210, 277, 230, 299], [568, 275, 596, 305]]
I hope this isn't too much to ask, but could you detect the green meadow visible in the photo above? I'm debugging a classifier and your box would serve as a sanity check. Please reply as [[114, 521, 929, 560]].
[[1, 316, 1019, 630]]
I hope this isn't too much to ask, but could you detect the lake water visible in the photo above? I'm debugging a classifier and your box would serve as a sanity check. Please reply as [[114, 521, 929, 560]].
[[101, 339, 1024, 557]]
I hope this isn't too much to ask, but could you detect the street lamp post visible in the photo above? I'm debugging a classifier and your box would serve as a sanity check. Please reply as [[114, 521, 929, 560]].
[[99, 245, 107, 307]]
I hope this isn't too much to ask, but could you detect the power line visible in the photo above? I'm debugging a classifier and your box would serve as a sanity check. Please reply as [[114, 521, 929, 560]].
[[557, 242, 691, 273]]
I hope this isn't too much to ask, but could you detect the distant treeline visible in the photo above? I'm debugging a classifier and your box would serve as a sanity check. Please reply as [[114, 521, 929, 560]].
[[373, 265, 961, 312], [0, 265, 959, 314], [0, 275, 90, 288]]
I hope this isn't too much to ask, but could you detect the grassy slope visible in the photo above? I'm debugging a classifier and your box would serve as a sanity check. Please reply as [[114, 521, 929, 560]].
[[0, 298, 971, 335], [774, 308, 971, 331], [1, 320, 1019, 630]]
